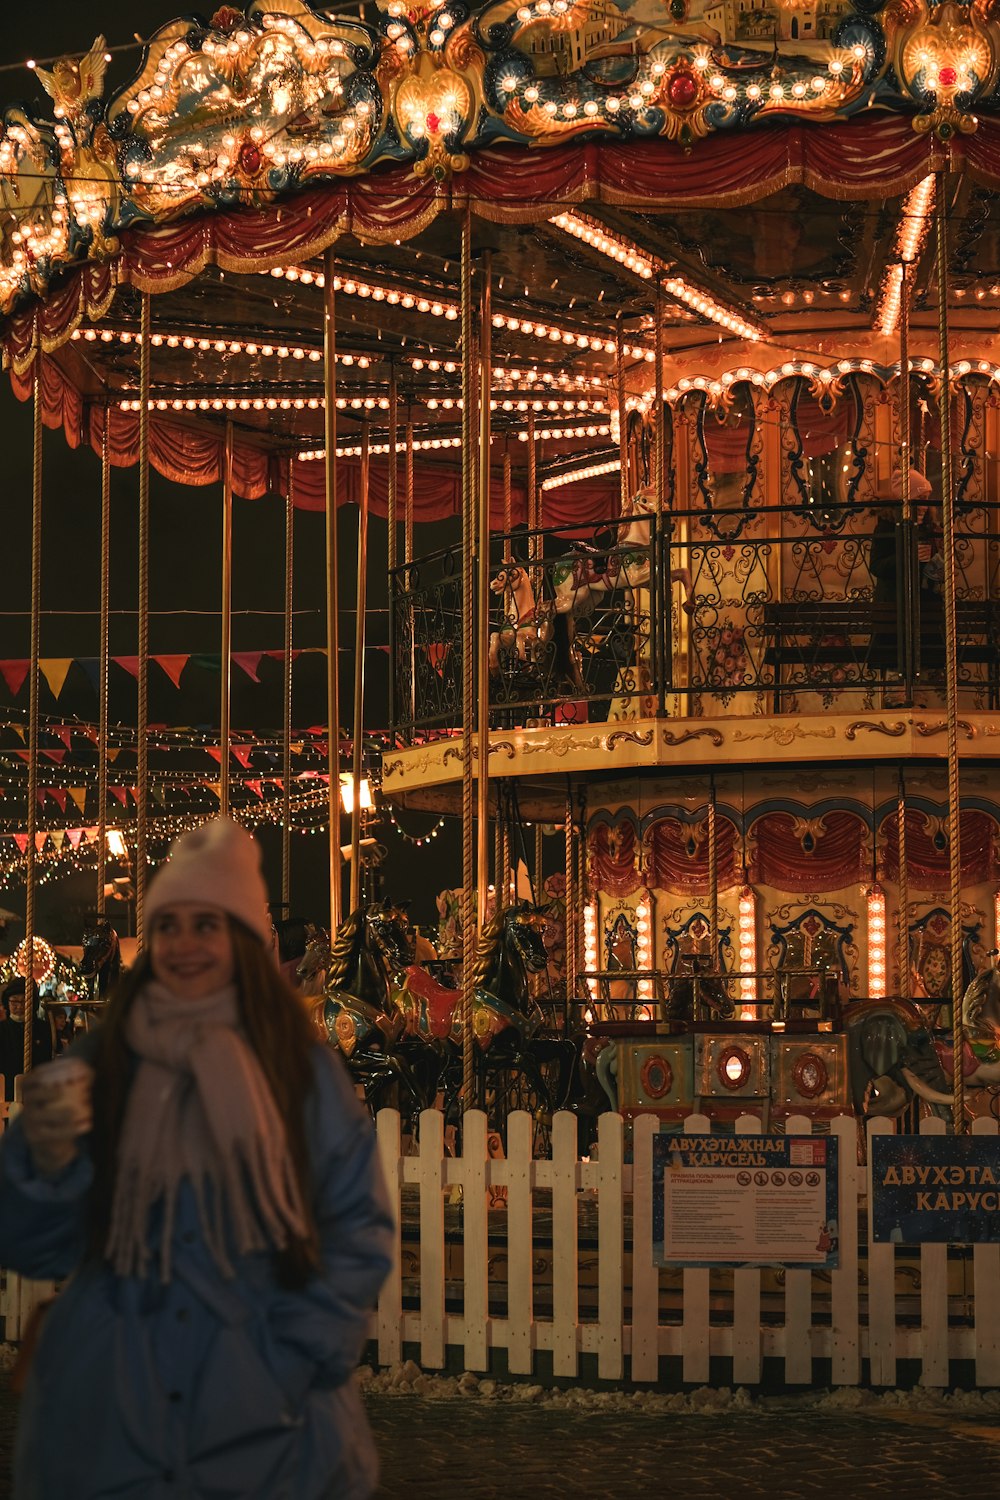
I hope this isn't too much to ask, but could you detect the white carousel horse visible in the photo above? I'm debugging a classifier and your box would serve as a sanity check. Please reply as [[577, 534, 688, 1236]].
[[614, 487, 692, 598], [489, 563, 553, 669], [551, 550, 611, 617]]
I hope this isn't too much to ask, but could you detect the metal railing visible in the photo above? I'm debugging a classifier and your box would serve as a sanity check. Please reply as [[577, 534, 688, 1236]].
[[389, 505, 1000, 739]]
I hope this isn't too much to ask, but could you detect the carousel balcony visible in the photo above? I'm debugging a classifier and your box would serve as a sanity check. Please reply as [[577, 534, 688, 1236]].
[[386, 504, 1000, 800]]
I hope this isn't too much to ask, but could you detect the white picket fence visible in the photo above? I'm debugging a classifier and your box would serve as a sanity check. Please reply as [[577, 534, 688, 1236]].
[[4, 1104, 1000, 1386], [375, 1108, 1000, 1388]]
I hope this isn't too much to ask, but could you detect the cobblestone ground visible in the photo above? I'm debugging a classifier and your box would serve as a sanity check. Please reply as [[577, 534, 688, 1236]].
[[3, 1379, 1000, 1498]]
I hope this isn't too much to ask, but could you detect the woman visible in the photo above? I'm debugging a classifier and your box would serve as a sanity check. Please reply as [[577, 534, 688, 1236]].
[[0, 818, 394, 1500]]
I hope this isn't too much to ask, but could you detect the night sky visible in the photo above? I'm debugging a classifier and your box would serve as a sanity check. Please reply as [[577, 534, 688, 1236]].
[[0, 1, 464, 942]]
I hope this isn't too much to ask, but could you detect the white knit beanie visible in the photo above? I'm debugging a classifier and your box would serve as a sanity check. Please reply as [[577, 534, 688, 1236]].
[[145, 818, 272, 946], [890, 467, 933, 501]]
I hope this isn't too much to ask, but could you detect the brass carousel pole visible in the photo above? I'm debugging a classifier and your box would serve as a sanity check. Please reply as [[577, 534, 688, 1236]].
[[897, 769, 910, 1001], [282, 461, 294, 911], [97, 406, 111, 914], [23, 324, 43, 1077], [617, 331, 628, 511], [135, 294, 151, 946], [324, 249, 342, 935], [219, 420, 234, 818], [387, 365, 398, 745], [477, 252, 493, 945], [405, 412, 416, 733], [565, 787, 577, 1005], [655, 282, 666, 716], [501, 451, 513, 902], [460, 210, 477, 1112], [899, 260, 916, 699], [708, 778, 719, 973], [350, 421, 370, 911], [935, 175, 965, 1132]]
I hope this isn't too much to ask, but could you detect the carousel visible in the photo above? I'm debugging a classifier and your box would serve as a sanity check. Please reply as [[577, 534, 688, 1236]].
[[3, 0, 1000, 1152]]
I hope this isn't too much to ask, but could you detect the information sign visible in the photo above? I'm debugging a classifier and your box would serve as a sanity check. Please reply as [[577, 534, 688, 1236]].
[[870, 1135, 1000, 1243], [652, 1133, 839, 1268]]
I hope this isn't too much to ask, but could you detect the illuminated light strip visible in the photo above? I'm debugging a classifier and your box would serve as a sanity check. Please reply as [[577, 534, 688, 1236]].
[[269, 263, 634, 356], [551, 210, 766, 343], [738, 885, 757, 1012], [875, 174, 936, 337], [118, 395, 603, 415], [635, 896, 653, 1004], [659, 353, 1000, 403], [297, 437, 465, 460], [71, 326, 370, 366], [517, 423, 612, 441], [540, 457, 620, 490], [583, 902, 599, 1001], [867, 884, 887, 999]]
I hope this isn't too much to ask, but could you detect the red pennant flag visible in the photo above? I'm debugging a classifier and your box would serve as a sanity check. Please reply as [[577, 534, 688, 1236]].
[[0, 660, 31, 696], [129, 787, 139, 802], [49, 788, 68, 812], [52, 726, 74, 750], [13, 750, 29, 763], [265, 650, 301, 664], [245, 780, 264, 799], [13, 833, 28, 853], [231, 745, 254, 769], [205, 746, 222, 763], [154, 655, 190, 689], [35, 788, 47, 807], [66, 828, 84, 848], [41, 749, 66, 764], [113, 656, 140, 678], [110, 786, 128, 805], [233, 652, 264, 683]]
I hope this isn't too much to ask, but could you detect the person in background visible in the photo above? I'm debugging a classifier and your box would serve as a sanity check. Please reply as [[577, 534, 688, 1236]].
[[0, 817, 394, 1500], [0, 978, 52, 1104]]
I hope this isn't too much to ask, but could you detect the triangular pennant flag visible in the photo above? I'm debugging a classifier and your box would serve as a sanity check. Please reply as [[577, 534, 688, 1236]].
[[113, 656, 140, 678], [245, 780, 264, 799], [206, 782, 222, 800], [108, 748, 121, 763], [0, 661, 31, 697], [35, 788, 47, 807], [52, 726, 74, 751], [205, 747, 223, 764], [233, 652, 264, 683], [66, 828, 84, 848], [265, 650, 301, 664], [231, 745, 254, 769], [49, 788, 68, 812], [35, 832, 47, 852], [154, 655, 190, 689], [13, 833, 28, 853], [79, 659, 102, 695], [41, 749, 66, 764], [129, 787, 139, 803], [13, 750, 29, 763], [39, 659, 73, 699], [68, 787, 87, 813], [152, 784, 166, 806], [50, 828, 66, 848], [84, 827, 98, 842], [109, 786, 128, 805]]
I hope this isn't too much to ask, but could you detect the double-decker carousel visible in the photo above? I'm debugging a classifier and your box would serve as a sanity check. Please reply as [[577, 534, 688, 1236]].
[[5, 0, 1000, 1145]]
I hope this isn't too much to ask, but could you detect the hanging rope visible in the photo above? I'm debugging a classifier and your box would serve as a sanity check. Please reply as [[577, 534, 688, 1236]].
[[135, 294, 151, 946], [936, 174, 965, 1134]]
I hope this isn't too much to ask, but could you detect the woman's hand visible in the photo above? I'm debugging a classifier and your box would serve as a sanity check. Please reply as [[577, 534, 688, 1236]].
[[20, 1059, 94, 1177]]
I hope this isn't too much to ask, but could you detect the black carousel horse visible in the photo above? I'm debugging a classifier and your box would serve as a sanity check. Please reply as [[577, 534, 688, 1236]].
[[79, 914, 122, 1001], [319, 899, 439, 1125]]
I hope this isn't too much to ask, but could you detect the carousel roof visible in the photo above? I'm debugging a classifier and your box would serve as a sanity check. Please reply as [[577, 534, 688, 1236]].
[[4, 0, 1000, 519]]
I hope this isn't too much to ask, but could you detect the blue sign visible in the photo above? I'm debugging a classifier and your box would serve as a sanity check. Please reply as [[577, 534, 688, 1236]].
[[652, 1133, 839, 1269], [871, 1135, 1000, 1244]]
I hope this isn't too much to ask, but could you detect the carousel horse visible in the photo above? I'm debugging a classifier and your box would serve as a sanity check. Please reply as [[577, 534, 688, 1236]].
[[551, 549, 611, 618], [489, 564, 553, 669], [615, 487, 692, 600], [322, 900, 439, 1121], [296, 922, 331, 999], [78, 914, 121, 1001]]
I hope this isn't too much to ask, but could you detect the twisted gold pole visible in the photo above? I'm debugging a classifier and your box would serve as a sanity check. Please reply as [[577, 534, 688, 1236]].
[[565, 792, 577, 1005], [24, 327, 43, 1075], [503, 449, 511, 538], [388, 364, 398, 575], [897, 769, 909, 1001], [282, 462, 294, 911], [324, 249, 342, 935], [936, 174, 965, 1134], [477, 254, 493, 954], [220, 420, 234, 818], [135, 295, 151, 946], [617, 332, 628, 511], [97, 406, 111, 916], [404, 414, 414, 568], [460, 211, 476, 1113], [708, 780, 718, 971], [350, 421, 370, 911]]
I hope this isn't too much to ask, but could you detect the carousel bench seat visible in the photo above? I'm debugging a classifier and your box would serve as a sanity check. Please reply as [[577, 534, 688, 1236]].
[[762, 599, 1000, 706]]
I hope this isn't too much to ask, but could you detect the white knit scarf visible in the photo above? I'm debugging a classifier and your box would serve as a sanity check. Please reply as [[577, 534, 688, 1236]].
[[106, 981, 307, 1282]]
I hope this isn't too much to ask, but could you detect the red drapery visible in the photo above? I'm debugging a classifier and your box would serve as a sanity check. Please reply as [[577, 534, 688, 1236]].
[[749, 809, 867, 889], [588, 818, 642, 897], [641, 816, 739, 895], [879, 809, 997, 888]]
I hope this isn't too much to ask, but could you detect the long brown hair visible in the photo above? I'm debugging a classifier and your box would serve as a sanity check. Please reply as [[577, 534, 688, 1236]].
[[88, 919, 321, 1287]]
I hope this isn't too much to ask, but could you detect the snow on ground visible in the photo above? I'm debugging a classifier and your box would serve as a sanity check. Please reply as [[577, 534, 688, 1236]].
[[356, 1362, 1000, 1415]]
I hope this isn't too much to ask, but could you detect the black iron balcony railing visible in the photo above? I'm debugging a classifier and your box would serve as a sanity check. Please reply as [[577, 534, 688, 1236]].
[[388, 506, 1000, 740]]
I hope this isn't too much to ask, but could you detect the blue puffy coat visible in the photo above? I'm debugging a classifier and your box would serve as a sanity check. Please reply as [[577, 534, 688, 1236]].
[[0, 1043, 394, 1500]]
